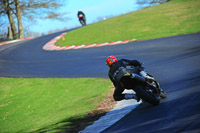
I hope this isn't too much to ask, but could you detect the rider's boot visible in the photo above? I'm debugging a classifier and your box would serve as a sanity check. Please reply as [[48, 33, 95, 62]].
[[125, 94, 140, 102]]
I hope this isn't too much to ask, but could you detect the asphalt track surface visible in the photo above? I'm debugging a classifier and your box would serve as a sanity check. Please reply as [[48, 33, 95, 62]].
[[0, 29, 200, 132]]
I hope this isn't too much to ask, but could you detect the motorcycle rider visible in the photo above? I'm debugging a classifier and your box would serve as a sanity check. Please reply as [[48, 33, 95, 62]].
[[106, 56, 154, 102], [77, 9, 86, 25]]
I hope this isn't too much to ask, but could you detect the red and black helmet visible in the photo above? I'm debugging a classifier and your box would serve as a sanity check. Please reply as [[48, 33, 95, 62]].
[[106, 56, 118, 67]]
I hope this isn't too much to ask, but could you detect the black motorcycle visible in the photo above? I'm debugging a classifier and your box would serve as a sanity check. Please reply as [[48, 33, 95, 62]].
[[114, 66, 167, 105], [78, 14, 86, 26]]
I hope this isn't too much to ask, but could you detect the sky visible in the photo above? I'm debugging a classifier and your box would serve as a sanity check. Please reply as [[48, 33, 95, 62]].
[[29, 0, 141, 34]]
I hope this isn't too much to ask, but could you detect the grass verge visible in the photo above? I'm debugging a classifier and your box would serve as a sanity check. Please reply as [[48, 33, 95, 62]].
[[0, 78, 112, 132], [56, 0, 200, 46]]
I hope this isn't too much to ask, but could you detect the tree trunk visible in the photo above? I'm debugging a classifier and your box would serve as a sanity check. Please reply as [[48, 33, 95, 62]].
[[3, 0, 18, 39], [15, 0, 24, 39], [7, 26, 13, 40]]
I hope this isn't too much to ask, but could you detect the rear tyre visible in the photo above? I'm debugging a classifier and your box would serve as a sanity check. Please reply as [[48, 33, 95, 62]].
[[134, 85, 160, 105]]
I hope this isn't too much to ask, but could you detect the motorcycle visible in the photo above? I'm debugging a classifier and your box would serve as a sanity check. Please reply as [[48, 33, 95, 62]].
[[78, 14, 86, 26], [114, 66, 167, 105]]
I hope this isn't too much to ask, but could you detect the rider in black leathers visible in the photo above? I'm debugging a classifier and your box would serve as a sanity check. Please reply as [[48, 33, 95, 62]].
[[77, 9, 86, 25], [106, 56, 153, 102]]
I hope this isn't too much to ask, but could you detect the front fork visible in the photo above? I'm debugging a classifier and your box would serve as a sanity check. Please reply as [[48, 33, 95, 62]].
[[145, 79, 162, 97], [130, 73, 162, 96]]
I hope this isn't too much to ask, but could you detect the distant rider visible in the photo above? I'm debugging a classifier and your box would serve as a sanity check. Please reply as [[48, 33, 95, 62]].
[[106, 56, 154, 101], [77, 9, 86, 25]]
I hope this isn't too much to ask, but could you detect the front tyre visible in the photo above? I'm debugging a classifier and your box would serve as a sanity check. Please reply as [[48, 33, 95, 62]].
[[160, 90, 167, 99], [80, 19, 86, 26], [134, 85, 160, 105]]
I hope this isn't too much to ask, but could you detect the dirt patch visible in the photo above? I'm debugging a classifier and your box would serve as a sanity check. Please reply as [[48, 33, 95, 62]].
[[65, 88, 116, 133]]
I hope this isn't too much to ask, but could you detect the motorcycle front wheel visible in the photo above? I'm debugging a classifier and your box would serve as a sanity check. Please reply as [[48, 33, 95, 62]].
[[134, 85, 160, 105]]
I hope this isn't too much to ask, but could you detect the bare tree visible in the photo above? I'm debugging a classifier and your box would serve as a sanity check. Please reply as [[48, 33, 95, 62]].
[[20, 0, 67, 21], [2, 0, 18, 39], [14, 0, 24, 38], [0, 19, 8, 40], [136, 0, 172, 6], [1, 0, 67, 39], [1, 0, 24, 39]]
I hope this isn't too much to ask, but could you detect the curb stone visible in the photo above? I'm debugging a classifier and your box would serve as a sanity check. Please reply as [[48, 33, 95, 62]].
[[80, 90, 141, 133], [43, 32, 137, 51], [0, 37, 32, 46]]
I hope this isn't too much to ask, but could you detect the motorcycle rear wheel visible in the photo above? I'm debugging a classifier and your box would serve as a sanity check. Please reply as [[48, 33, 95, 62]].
[[134, 85, 160, 105]]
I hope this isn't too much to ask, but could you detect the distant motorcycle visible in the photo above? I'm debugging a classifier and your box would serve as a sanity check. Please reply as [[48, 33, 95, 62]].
[[114, 66, 167, 105], [78, 14, 86, 26]]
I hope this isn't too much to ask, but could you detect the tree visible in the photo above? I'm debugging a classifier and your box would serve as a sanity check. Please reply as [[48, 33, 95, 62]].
[[0, 19, 8, 40], [1, 0, 67, 39], [1, 0, 18, 39], [14, 0, 24, 38], [136, 0, 172, 7], [1, 0, 24, 39], [20, 0, 67, 21], [19, 0, 67, 37]]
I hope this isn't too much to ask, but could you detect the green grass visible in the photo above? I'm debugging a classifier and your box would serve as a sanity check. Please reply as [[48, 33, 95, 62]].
[[0, 78, 112, 132], [56, 0, 200, 46]]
